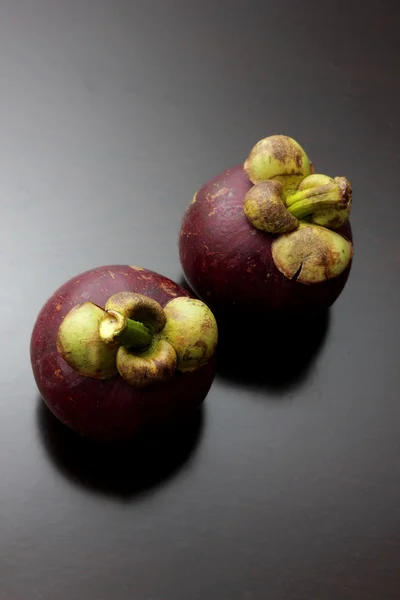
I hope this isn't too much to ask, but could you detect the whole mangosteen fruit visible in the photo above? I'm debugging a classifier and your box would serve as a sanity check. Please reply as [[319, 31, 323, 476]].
[[31, 265, 218, 442], [179, 135, 353, 317]]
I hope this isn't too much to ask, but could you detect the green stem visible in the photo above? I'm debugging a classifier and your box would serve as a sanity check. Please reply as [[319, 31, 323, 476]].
[[286, 179, 350, 219], [99, 310, 152, 349], [117, 316, 152, 348]]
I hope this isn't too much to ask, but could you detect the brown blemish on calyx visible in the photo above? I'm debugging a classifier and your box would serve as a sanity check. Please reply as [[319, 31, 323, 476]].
[[244, 181, 299, 234], [312, 209, 349, 229], [200, 318, 213, 333], [116, 337, 177, 388], [244, 135, 312, 185], [271, 136, 303, 170], [271, 223, 353, 284], [336, 176, 352, 204]]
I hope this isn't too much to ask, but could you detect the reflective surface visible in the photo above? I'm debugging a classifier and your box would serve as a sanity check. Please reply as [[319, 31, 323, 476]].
[[1, 1, 400, 598]]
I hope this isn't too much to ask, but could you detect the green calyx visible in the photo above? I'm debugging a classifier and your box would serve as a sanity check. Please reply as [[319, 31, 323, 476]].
[[286, 175, 351, 220], [244, 135, 313, 194], [271, 222, 353, 284], [243, 135, 354, 283], [296, 174, 351, 228], [243, 180, 299, 234], [116, 337, 177, 389], [56, 302, 119, 379], [57, 291, 218, 387], [244, 174, 351, 234], [162, 297, 218, 372]]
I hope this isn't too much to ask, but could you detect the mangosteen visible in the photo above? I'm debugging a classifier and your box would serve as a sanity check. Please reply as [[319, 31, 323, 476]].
[[31, 265, 218, 442], [179, 135, 353, 316]]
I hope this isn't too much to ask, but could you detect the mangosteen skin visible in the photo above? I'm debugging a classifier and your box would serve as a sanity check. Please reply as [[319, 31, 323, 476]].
[[179, 165, 353, 316], [31, 265, 216, 442]]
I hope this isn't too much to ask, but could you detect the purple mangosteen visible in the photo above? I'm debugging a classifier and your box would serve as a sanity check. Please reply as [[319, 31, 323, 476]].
[[179, 135, 353, 317], [31, 265, 218, 442]]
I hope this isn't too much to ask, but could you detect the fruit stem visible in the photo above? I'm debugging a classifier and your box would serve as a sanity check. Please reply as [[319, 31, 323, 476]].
[[286, 178, 351, 220], [99, 310, 153, 349]]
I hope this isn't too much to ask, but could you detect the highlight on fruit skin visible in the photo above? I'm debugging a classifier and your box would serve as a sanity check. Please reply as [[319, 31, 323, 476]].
[[30, 265, 218, 441], [179, 134, 354, 315]]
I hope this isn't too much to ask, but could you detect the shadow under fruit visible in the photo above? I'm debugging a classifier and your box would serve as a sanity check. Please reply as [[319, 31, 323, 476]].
[[215, 308, 331, 392], [37, 396, 205, 500]]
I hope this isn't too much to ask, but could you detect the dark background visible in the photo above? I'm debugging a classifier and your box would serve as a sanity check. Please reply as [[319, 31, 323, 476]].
[[1, 1, 400, 598]]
